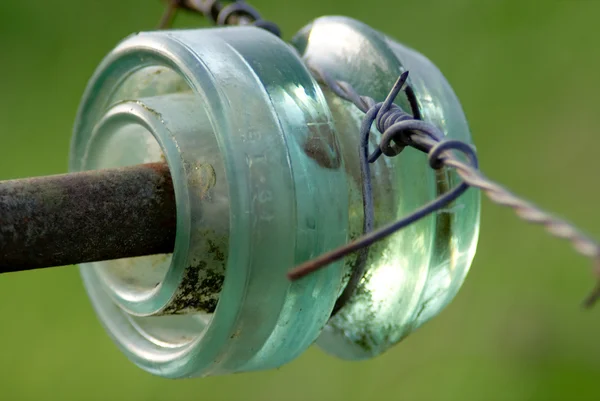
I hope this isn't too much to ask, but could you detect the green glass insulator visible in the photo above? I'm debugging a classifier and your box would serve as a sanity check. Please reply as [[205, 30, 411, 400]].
[[70, 26, 348, 378], [291, 16, 481, 360], [70, 17, 480, 379]]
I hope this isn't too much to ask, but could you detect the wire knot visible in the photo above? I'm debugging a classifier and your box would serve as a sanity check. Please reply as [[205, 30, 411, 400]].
[[364, 73, 479, 171], [364, 72, 449, 167]]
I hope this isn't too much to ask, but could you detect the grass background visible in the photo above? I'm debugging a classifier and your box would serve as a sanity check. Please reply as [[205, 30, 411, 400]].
[[1, 1, 600, 400]]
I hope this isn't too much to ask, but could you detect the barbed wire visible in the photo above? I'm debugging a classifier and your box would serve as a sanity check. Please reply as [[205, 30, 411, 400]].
[[158, 0, 600, 310]]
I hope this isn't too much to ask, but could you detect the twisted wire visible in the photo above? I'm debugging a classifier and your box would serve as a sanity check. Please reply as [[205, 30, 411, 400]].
[[289, 69, 600, 310], [159, 0, 281, 36]]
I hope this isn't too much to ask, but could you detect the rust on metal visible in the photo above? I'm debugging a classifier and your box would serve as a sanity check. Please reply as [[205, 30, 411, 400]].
[[0, 163, 176, 273]]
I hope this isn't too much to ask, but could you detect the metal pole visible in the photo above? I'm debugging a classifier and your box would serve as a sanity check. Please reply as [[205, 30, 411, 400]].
[[0, 163, 176, 273]]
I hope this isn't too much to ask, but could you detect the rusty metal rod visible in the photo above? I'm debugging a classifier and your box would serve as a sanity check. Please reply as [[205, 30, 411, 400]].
[[0, 163, 176, 273]]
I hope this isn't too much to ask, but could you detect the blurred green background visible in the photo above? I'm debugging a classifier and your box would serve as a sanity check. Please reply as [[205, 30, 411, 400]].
[[1, 1, 600, 400]]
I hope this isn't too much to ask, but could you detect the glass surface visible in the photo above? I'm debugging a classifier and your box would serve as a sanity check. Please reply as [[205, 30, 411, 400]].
[[292, 16, 481, 359], [71, 26, 347, 378]]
